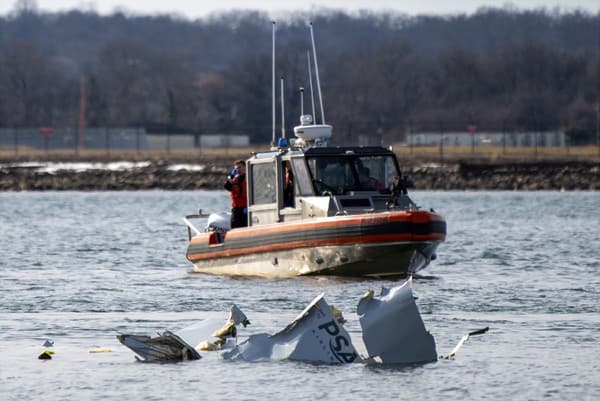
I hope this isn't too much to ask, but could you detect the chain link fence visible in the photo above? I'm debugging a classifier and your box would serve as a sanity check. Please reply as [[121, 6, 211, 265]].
[[1, 127, 598, 160], [0, 128, 257, 155], [0, 128, 147, 154]]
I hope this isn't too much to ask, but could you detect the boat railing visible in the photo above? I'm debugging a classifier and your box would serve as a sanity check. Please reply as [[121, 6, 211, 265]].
[[183, 214, 204, 241]]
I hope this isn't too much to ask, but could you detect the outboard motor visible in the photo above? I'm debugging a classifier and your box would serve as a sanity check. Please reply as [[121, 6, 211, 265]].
[[206, 212, 231, 233]]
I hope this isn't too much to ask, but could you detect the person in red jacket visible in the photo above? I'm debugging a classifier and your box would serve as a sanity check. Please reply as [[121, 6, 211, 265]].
[[224, 159, 248, 228]]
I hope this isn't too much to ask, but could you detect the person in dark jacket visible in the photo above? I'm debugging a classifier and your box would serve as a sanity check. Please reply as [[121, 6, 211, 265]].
[[224, 160, 248, 228], [283, 161, 295, 208]]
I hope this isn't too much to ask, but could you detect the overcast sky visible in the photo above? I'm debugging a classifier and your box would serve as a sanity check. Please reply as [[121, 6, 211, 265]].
[[1, 0, 598, 17]]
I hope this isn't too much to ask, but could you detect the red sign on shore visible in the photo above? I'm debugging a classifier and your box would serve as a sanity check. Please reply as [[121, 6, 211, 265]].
[[39, 127, 53, 137], [467, 125, 477, 135]]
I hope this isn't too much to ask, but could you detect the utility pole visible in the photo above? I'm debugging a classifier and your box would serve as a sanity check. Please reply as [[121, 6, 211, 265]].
[[597, 12, 600, 158], [408, 123, 413, 155], [439, 122, 444, 161], [596, 100, 600, 157], [78, 78, 86, 153]]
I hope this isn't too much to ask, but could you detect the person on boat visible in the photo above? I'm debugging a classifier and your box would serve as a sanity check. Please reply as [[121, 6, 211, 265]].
[[358, 167, 384, 190], [283, 161, 295, 208], [224, 160, 247, 228]]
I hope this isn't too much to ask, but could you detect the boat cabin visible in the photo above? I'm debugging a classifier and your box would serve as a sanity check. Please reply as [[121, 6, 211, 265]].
[[246, 145, 416, 227]]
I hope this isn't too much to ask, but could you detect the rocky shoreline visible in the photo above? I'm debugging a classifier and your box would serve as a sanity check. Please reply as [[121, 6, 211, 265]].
[[1, 158, 598, 191], [413, 161, 600, 190]]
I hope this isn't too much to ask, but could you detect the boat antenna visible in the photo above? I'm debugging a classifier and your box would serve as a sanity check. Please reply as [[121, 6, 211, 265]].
[[309, 22, 325, 124], [307, 50, 317, 121], [280, 76, 286, 139], [300, 87, 304, 116], [272, 21, 276, 147]]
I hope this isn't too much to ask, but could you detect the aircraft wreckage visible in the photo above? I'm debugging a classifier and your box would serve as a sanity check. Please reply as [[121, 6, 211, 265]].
[[117, 278, 488, 365]]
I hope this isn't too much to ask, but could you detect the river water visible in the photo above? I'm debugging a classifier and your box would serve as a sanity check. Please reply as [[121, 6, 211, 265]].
[[0, 190, 598, 400]]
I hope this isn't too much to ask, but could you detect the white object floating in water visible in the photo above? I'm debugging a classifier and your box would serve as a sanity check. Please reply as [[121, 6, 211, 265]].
[[116, 331, 200, 363], [116, 281, 486, 365], [442, 326, 489, 359], [223, 293, 359, 364], [357, 277, 437, 364], [175, 304, 249, 349], [117, 305, 249, 363]]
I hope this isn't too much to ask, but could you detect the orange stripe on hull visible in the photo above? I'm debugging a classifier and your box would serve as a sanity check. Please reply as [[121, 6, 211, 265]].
[[187, 232, 444, 262], [189, 210, 445, 246]]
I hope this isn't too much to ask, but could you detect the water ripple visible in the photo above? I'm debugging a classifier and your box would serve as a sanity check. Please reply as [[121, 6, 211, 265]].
[[0, 191, 599, 401]]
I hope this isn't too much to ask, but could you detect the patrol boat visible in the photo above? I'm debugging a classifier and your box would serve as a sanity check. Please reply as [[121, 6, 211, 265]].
[[183, 23, 446, 278]]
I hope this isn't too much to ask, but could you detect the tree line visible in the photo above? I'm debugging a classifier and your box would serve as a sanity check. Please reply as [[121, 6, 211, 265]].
[[0, 3, 598, 145]]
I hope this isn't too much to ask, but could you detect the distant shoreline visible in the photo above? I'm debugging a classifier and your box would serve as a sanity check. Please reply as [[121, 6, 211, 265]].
[[1, 157, 598, 191]]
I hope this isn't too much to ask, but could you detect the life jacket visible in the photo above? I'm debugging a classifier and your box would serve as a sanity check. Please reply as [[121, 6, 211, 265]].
[[225, 174, 247, 208]]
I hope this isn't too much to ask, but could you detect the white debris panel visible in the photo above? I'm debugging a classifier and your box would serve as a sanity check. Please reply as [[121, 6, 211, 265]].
[[357, 277, 437, 364], [223, 293, 359, 364]]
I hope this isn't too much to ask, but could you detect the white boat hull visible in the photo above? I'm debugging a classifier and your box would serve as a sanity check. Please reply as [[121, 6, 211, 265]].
[[191, 241, 439, 278]]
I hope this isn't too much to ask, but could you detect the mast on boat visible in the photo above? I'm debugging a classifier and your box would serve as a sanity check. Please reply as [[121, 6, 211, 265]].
[[272, 21, 276, 147], [309, 22, 325, 125], [269, 21, 332, 149], [307, 51, 317, 121], [280, 77, 286, 139], [291, 23, 332, 147]]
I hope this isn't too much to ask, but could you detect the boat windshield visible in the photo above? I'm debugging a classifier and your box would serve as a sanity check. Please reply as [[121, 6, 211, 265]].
[[306, 155, 399, 195]]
